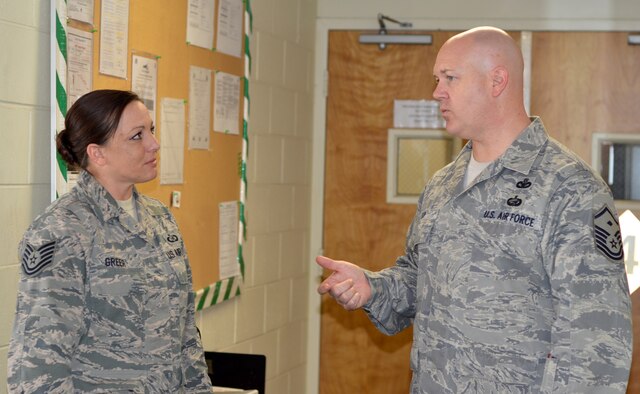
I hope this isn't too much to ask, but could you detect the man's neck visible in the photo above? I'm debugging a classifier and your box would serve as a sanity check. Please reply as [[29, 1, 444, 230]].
[[471, 115, 531, 162]]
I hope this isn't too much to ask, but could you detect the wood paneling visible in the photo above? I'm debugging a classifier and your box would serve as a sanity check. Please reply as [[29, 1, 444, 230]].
[[530, 32, 640, 163]]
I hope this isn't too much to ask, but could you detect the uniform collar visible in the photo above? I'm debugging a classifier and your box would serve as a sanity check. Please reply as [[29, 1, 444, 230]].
[[446, 117, 548, 196], [76, 170, 140, 223], [497, 116, 548, 175]]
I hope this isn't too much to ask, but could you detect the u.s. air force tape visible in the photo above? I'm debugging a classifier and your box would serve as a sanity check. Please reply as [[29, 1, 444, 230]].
[[594, 205, 624, 261], [22, 241, 56, 276]]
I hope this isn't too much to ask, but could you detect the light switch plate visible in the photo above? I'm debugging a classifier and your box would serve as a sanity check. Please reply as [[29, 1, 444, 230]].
[[171, 191, 181, 208]]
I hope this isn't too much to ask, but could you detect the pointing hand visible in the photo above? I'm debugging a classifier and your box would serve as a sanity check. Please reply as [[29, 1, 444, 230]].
[[316, 256, 372, 311]]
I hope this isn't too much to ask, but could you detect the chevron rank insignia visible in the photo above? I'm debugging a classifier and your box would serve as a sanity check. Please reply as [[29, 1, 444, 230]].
[[594, 205, 624, 261], [22, 241, 56, 276]]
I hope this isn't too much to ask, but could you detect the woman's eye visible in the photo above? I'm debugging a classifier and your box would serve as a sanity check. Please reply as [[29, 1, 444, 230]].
[[150, 126, 156, 135], [130, 132, 142, 140]]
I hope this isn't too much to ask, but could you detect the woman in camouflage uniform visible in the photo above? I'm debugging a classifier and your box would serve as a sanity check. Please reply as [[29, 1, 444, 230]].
[[9, 90, 213, 393]]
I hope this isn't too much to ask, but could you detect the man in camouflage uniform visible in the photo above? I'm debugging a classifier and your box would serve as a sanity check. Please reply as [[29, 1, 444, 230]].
[[317, 27, 632, 393], [9, 170, 212, 393]]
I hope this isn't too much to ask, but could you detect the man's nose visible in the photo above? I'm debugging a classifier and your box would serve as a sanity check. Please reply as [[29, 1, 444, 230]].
[[433, 82, 445, 100]]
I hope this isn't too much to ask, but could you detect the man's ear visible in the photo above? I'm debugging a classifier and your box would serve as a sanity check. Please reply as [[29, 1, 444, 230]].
[[86, 143, 107, 167], [491, 66, 508, 97]]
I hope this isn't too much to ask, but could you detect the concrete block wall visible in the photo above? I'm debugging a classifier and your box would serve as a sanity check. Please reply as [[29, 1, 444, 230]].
[[196, 0, 317, 393], [0, 1, 52, 392]]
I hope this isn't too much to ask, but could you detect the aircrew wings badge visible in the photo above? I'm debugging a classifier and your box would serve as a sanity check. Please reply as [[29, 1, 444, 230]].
[[21, 241, 56, 276], [594, 205, 624, 261]]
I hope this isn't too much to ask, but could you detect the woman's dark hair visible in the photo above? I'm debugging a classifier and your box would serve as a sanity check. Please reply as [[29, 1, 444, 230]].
[[56, 89, 142, 169]]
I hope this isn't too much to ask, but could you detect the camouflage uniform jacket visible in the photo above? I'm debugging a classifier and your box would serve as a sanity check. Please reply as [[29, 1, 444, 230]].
[[364, 118, 632, 393], [9, 171, 212, 393]]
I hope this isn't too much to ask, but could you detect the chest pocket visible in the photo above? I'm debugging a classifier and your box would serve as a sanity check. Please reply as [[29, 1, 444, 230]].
[[88, 249, 146, 350], [90, 250, 144, 294]]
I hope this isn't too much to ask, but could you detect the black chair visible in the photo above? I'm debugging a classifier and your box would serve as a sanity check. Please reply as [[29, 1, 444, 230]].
[[204, 351, 266, 394]]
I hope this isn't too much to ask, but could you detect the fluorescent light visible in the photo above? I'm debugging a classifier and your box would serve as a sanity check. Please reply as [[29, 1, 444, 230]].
[[359, 34, 432, 45]]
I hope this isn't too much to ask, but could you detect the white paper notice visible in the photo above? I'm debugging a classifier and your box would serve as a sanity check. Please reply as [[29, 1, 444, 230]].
[[393, 99, 445, 129], [160, 98, 185, 185], [188, 66, 212, 150], [67, 0, 95, 25], [131, 55, 158, 125], [67, 27, 93, 108], [186, 0, 215, 50], [99, 0, 129, 78], [213, 72, 240, 134], [216, 0, 243, 58], [219, 201, 239, 280]]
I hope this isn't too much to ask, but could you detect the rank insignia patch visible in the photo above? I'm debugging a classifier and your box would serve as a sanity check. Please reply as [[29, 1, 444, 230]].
[[594, 205, 623, 261], [22, 241, 56, 276]]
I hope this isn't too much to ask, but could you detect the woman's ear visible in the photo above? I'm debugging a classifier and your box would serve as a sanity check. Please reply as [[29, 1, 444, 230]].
[[491, 66, 509, 97], [86, 143, 107, 167]]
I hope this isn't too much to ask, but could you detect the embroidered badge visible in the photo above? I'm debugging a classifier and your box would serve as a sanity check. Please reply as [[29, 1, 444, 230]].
[[507, 196, 522, 207], [167, 234, 179, 243], [22, 241, 56, 276], [594, 205, 623, 261], [516, 178, 532, 188]]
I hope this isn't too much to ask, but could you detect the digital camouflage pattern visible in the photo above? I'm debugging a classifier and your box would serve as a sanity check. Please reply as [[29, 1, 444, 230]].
[[9, 171, 212, 393], [364, 118, 632, 393]]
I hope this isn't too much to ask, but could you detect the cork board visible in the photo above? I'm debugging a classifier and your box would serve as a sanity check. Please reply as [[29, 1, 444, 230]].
[[58, 0, 247, 302]]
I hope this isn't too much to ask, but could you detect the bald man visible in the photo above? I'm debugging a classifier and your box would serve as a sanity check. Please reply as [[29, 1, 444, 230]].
[[317, 27, 632, 393]]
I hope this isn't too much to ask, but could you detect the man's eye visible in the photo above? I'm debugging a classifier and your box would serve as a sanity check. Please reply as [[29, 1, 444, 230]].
[[446, 75, 455, 81]]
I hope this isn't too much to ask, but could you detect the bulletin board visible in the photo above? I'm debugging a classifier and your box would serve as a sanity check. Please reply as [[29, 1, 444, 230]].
[[52, 0, 252, 310]]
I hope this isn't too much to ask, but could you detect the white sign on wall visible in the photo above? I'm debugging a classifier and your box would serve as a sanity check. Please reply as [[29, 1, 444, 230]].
[[620, 210, 640, 294]]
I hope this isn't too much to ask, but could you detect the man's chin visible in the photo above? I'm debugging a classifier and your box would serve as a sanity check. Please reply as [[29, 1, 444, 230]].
[[444, 125, 460, 137]]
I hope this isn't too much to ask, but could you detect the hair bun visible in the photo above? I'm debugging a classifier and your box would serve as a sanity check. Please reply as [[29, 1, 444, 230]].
[[56, 129, 78, 166]]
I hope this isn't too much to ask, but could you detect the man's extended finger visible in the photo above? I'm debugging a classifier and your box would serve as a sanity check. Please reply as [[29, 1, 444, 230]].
[[315, 255, 341, 271]]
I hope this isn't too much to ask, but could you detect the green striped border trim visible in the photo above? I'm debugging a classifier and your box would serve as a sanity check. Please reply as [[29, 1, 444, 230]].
[[195, 276, 242, 310], [55, 0, 68, 197], [196, 0, 252, 310]]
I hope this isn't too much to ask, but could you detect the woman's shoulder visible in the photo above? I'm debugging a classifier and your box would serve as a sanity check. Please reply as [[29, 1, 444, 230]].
[[25, 193, 91, 240], [19, 193, 92, 276]]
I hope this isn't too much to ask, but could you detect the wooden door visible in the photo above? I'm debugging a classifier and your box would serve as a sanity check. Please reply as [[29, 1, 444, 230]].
[[320, 30, 458, 394], [529, 31, 640, 394]]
